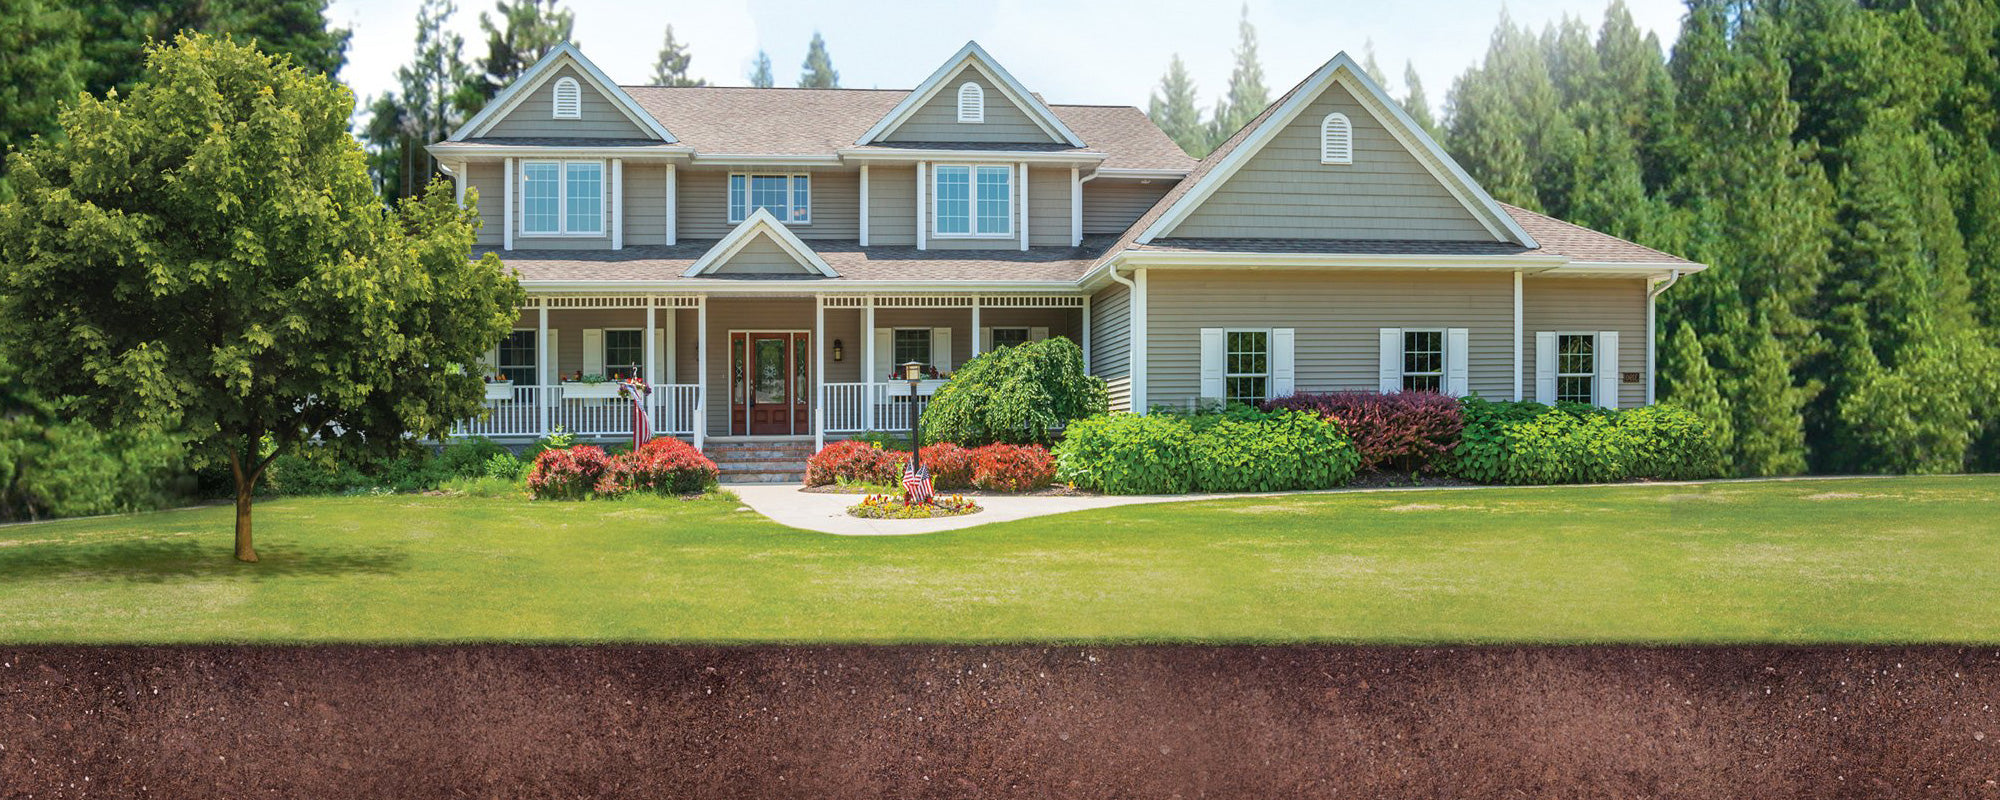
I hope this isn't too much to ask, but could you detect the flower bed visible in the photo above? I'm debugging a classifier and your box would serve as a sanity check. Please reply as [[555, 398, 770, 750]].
[[527, 438, 717, 500], [806, 441, 1054, 493], [846, 493, 982, 519]]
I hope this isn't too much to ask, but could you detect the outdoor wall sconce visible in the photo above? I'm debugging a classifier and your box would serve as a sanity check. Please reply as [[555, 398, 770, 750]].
[[832, 339, 844, 361]]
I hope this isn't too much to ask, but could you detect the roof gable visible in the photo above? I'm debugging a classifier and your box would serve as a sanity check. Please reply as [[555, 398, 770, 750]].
[[451, 44, 676, 143], [856, 42, 1084, 148], [683, 209, 838, 277], [1135, 52, 1535, 247]]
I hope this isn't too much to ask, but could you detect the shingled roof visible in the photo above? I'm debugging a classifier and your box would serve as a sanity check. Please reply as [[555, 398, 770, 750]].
[[483, 238, 1116, 285]]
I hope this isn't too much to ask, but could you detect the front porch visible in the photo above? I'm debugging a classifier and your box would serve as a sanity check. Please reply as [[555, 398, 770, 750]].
[[457, 293, 1088, 447]]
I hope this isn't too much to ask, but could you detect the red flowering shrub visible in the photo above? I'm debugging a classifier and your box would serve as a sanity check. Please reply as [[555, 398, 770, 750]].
[[972, 444, 1055, 492], [1263, 391, 1464, 473], [526, 445, 609, 500], [599, 437, 719, 496], [804, 440, 904, 487], [915, 443, 975, 490]]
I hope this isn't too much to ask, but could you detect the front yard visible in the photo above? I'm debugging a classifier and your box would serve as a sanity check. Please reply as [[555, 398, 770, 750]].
[[1, 476, 1996, 643]]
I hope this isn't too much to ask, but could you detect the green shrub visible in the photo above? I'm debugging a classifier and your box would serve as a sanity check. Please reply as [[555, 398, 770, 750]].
[[1188, 410, 1360, 492], [1447, 398, 1723, 485], [1055, 413, 1198, 494], [0, 416, 184, 521], [483, 452, 526, 481], [850, 430, 913, 451], [922, 337, 1108, 446], [264, 444, 454, 496], [438, 475, 525, 498], [439, 436, 509, 478]]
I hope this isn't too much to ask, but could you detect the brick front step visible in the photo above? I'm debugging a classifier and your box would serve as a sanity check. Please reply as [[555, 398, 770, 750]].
[[703, 439, 812, 485]]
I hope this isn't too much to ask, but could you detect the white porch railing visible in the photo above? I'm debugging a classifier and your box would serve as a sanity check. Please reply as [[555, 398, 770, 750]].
[[820, 381, 943, 434], [456, 384, 702, 439]]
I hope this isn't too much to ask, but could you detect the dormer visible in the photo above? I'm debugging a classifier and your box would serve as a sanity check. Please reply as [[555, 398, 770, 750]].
[[447, 44, 677, 142], [855, 42, 1084, 147]]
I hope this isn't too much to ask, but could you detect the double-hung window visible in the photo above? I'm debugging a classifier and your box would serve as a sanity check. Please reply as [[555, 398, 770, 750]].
[[496, 330, 538, 385], [989, 327, 1030, 349], [603, 330, 644, 381], [1225, 330, 1270, 407], [934, 165, 1012, 237], [1401, 329, 1444, 393], [892, 329, 933, 370], [728, 173, 811, 224], [1556, 334, 1596, 405], [520, 160, 604, 236]]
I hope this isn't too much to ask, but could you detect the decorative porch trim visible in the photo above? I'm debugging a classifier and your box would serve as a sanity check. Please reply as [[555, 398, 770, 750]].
[[684, 208, 839, 278]]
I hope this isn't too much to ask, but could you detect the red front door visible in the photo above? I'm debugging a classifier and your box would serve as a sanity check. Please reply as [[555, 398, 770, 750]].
[[731, 332, 810, 435]]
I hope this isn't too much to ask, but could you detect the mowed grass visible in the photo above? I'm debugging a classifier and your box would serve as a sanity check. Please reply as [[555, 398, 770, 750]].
[[0, 475, 1996, 643]]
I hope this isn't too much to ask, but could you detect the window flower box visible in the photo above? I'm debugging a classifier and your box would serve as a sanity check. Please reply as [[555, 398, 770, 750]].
[[560, 381, 624, 400], [484, 380, 516, 401]]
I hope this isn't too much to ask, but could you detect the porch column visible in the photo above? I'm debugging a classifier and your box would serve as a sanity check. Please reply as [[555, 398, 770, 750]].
[[536, 304, 549, 434], [644, 299, 656, 436], [863, 296, 876, 431], [1080, 297, 1092, 372], [1069, 167, 1081, 246], [503, 158, 515, 251], [695, 296, 708, 449], [664, 164, 677, 246], [969, 295, 982, 358], [814, 295, 826, 451], [858, 165, 870, 247]]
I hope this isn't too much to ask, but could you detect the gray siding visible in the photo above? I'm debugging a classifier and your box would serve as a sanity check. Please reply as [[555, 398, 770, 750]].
[[1144, 270, 1515, 411], [677, 168, 859, 241], [485, 65, 652, 139], [880, 66, 1061, 145], [1082, 178, 1174, 235], [866, 165, 917, 246], [623, 163, 669, 246], [1522, 277, 1649, 409], [1028, 167, 1074, 247], [1166, 81, 1494, 241], [469, 162, 504, 247], [1090, 283, 1132, 412], [710, 236, 814, 274]]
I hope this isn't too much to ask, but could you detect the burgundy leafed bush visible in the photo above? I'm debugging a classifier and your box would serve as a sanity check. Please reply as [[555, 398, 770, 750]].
[[527, 445, 610, 500], [599, 437, 719, 496], [917, 443, 975, 490], [1263, 391, 1464, 473], [804, 440, 904, 487], [972, 444, 1056, 492]]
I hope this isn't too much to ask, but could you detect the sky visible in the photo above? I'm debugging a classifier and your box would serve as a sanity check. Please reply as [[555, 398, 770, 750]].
[[325, 0, 1687, 116]]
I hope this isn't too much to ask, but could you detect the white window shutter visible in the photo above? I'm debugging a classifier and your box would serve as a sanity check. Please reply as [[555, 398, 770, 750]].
[[582, 329, 604, 377], [545, 329, 559, 384], [874, 327, 892, 380], [1030, 326, 1049, 342], [931, 328, 952, 372], [663, 319, 676, 384], [1535, 332, 1557, 404], [979, 327, 993, 352], [1596, 331, 1621, 409], [1271, 328, 1295, 399], [1377, 328, 1402, 392], [1199, 328, 1225, 403], [1446, 328, 1470, 397]]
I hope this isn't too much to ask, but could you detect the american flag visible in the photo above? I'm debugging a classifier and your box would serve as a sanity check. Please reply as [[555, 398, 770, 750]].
[[901, 464, 934, 506]]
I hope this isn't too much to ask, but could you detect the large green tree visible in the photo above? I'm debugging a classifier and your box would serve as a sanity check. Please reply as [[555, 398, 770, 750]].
[[0, 35, 522, 561], [798, 32, 839, 88], [650, 24, 706, 87], [470, 0, 573, 106], [1207, 4, 1269, 149]]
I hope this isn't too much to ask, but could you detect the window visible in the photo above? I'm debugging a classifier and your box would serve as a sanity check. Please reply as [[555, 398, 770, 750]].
[[552, 77, 581, 119], [892, 328, 933, 369], [1401, 329, 1444, 393], [520, 160, 604, 235], [933, 165, 1012, 237], [603, 329, 644, 381], [957, 82, 984, 123], [497, 330, 537, 384], [1320, 112, 1353, 165], [1556, 334, 1596, 405], [728, 174, 811, 224], [1225, 330, 1270, 407], [990, 328, 1030, 349]]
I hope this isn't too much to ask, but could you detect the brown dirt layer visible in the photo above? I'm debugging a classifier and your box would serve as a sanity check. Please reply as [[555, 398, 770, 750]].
[[3, 646, 1998, 798]]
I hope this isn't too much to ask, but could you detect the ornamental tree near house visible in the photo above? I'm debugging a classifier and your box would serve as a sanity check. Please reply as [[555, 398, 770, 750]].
[[0, 34, 523, 562]]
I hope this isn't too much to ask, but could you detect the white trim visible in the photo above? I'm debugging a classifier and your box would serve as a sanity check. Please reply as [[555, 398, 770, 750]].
[[682, 208, 838, 278], [1018, 162, 1029, 252], [1133, 52, 1534, 247], [1092, 167, 1191, 180], [814, 296, 826, 451], [610, 158, 623, 250], [915, 161, 927, 251], [551, 77, 581, 119], [1069, 167, 1082, 247], [664, 164, 677, 246], [855, 41, 1085, 147], [931, 163, 1015, 238], [1512, 270, 1524, 402], [502, 157, 514, 251], [1132, 268, 1148, 412], [958, 82, 984, 123], [450, 44, 676, 143], [725, 172, 812, 225], [858, 165, 870, 247], [691, 153, 843, 166], [694, 296, 707, 449]]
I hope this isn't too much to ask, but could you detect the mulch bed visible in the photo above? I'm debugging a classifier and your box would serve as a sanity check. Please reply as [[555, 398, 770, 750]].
[[4, 645, 1998, 798], [800, 483, 1091, 497]]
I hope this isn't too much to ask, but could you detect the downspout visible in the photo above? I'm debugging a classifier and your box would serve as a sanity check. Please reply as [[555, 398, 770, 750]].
[[1645, 270, 1682, 405], [1106, 263, 1144, 414]]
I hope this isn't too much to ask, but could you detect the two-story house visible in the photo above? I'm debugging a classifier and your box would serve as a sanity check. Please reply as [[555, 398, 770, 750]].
[[430, 41, 1701, 460]]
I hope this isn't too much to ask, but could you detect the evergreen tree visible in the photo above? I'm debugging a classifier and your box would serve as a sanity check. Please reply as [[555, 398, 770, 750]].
[[1207, 4, 1269, 149], [74, 0, 349, 97], [0, 0, 81, 196], [749, 49, 774, 88], [365, 0, 478, 202], [1360, 39, 1387, 86], [1401, 62, 1441, 141], [470, 0, 573, 107], [798, 32, 839, 88], [1658, 321, 1735, 460], [1149, 54, 1207, 157], [650, 24, 705, 87]]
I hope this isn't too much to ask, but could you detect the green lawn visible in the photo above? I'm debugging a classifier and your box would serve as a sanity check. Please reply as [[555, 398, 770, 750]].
[[1, 476, 1996, 643]]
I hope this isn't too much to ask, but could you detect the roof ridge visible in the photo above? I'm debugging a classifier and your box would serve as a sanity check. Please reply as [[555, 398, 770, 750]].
[[619, 85, 911, 92]]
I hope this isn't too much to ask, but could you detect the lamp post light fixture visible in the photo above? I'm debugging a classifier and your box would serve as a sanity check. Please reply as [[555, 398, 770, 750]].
[[901, 361, 925, 471]]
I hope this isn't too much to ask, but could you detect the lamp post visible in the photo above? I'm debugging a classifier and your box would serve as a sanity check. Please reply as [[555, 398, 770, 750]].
[[901, 360, 925, 471]]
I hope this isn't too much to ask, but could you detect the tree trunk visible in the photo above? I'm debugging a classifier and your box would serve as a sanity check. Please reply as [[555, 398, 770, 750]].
[[229, 450, 260, 563]]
